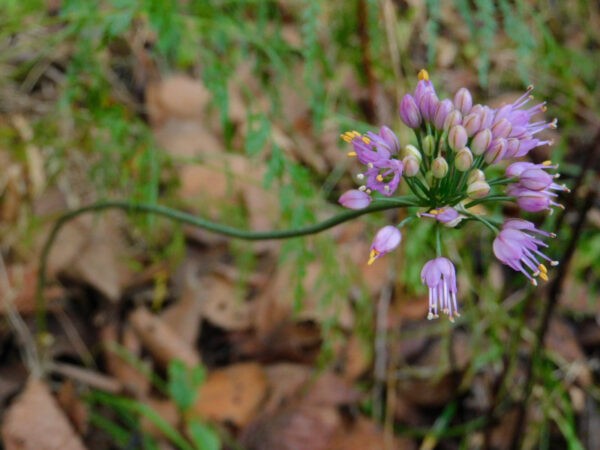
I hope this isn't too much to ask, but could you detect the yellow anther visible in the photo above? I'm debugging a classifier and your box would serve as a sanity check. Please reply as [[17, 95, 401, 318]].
[[376, 174, 384, 182], [538, 264, 548, 274], [362, 136, 371, 144], [542, 160, 552, 166], [367, 249, 379, 265], [430, 209, 439, 215], [418, 69, 429, 81], [347, 151, 357, 157], [541, 105, 547, 112], [539, 272, 549, 282]]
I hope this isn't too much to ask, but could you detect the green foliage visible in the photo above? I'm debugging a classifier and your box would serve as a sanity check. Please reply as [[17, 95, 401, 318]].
[[167, 360, 206, 412]]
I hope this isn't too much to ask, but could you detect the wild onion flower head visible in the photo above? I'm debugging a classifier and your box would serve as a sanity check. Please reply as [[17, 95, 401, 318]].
[[337, 70, 565, 321]]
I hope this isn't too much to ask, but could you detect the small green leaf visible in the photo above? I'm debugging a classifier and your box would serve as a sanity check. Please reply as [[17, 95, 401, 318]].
[[187, 420, 221, 450]]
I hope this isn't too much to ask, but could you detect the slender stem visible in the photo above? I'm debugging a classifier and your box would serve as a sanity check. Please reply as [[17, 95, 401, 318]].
[[464, 196, 514, 209], [36, 198, 419, 334], [461, 212, 499, 233], [435, 224, 442, 256]]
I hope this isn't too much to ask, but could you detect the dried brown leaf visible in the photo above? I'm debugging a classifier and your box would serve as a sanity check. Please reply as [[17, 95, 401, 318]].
[[129, 307, 200, 368], [193, 362, 268, 427], [2, 379, 87, 450]]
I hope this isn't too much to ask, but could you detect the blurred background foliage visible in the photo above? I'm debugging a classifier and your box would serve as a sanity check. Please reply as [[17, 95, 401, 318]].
[[1, 0, 599, 449]]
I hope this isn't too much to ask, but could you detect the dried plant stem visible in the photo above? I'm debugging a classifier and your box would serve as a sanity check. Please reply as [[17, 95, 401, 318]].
[[0, 255, 43, 378]]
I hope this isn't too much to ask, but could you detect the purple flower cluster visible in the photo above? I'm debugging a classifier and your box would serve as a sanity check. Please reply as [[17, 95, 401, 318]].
[[337, 69, 565, 321]]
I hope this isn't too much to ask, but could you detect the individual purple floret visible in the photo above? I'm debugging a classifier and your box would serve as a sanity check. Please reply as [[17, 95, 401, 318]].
[[339, 189, 372, 210], [493, 219, 558, 285], [341, 128, 404, 197], [368, 226, 402, 265], [505, 160, 568, 212], [421, 257, 459, 321], [418, 206, 463, 227]]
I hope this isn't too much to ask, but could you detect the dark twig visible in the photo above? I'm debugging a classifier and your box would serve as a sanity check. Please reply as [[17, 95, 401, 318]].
[[510, 129, 600, 449]]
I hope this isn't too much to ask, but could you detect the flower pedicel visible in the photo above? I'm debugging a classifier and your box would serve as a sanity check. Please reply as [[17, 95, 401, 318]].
[[338, 70, 565, 321]]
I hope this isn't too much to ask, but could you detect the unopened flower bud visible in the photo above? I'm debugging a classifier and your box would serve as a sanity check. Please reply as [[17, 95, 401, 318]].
[[454, 88, 473, 115], [467, 180, 490, 199], [425, 171, 434, 185], [339, 189, 372, 210], [400, 144, 422, 162], [455, 147, 473, 172], [471, 129, 492, 155], [432, 157, 449, 178], [468, 169, 485, 184], [443, 110, 462, 130], [484, 138, 507, 164], [448, 125, 468, 151], [462, 113, 482, 137], [491, 118, 512, 139], [399, 94, 422, 129], [403, 155, 420, 177], [433, 99, 453, 130], [419, 92, 438, 122], [423, 135, 435, 156], [479, 106, 495, 130]]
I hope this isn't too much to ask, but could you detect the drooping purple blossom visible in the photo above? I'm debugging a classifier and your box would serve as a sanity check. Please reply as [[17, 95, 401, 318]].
[[493, 219, 558, 285], [421, 257, 459, 321], [368, 226, 402, 265], [418, 206, 463, 227]]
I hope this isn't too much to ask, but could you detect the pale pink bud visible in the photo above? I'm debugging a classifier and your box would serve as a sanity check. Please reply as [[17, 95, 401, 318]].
[[448, 125, 468, 151], [455, 147, 473, 172], [368, 226, 402, 265], [462, 113, 482, 136], [403, 155, 420, 177], [454, 88, 473, 115], [467, 180, 490, 199], [484, 138, 507, 164], [471, 129, 492, 155], [443, 110, 462, 130]]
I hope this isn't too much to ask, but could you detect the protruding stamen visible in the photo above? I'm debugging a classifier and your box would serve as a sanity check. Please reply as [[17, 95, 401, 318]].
[[542, 160, 552, 166], [526, 84, 534, 92], [359, 185, 366, 192], [539, 264, 548, 274], [362, 136, 371, 144], [550, 261, 559, 266], [376, 174, 384, 182], [550, 118, 558, 128], [531, 278, 538, 286], [427, 312, 434, 320], [367, 163, 374, 169], [367, 249, 379, 265], [418, 69, 429, 81], [356, 173, 364, 180], [539, 272, 549, 282], [347, 151, 357, 157]]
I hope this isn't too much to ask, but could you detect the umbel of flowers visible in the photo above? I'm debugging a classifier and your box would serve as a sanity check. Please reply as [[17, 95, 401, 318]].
[[339, 70, 567, 322]]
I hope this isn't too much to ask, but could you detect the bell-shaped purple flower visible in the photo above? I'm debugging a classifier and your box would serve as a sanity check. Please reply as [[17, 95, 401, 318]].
[[493, 219, 558, 285], [339, 189, 372, 210], [421, 257, 459, 321], [368, 225, 402, 265]]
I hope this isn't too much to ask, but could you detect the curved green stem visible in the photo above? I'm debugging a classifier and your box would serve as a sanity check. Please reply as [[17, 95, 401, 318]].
[[464, 195, 514, 209], [36, 197, 419, 334]]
